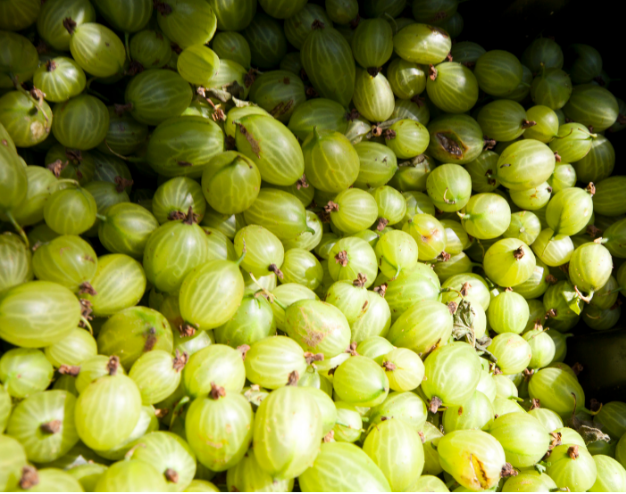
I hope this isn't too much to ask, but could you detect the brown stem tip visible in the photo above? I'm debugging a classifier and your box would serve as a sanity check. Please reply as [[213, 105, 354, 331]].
[[46, 60, 57, 72], [165, 468, 179, 484], [549, 431, 562, 450], [268, 264, 284, 280], [346, 342, 358, 357], [296, 174, 309, 190], [501, 463, 517, 478], [63, 17, 77, 34], [483, 137, 496, 150], [304, 352, 324, 365], [47, 159, 68, 178], [586, 183, 596, 196], [460, 281, 472, 297], [383, 129, 396, 140], [427, 396, 443, 414], [40, 420, 62, 434], [429, 64, 438, 81], [178, 323, 196, 338], [382, 361, 396, 371], [367, 67, 382, 77], [376, 218, 389, 231], [153, 0, 172, 15], [311, 19, 325, 30], [568, 445, 580, 459], [521, 120, 537, 129], [20, 466, 39, 490], [79, 299, 93, 322], [513, 246, 525, 260], [438, 251, 451, 262], [572, 362, 584, 376], [554, 152, 562, 162], [144, 327, 158, 351], [374, 283, 387, 298], [287, 370, 299, 386], [172, 350, 189, 372], [324, 201, 339, 214], [114, 176, 134, 193], [78, 282, 97, 296], [335, 250, 349, 267], [59, 364, 81, 377], [353, 273, 367, 288], [107, 356, 120, 376], [546, 274, 558, 285], [237, 344, 250, 360], [447, 301, 458, 315], [210, 382, 226, 400], [323, 430, 334, 442], [183, 206, 198, 225]]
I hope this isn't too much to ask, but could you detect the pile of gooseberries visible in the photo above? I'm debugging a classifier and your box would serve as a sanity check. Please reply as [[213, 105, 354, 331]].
[[1, 0, 626, 492]]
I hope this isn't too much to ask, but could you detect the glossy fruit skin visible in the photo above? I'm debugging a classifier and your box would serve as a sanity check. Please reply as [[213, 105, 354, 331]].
[[75, 372, 142, 451], [0, 348, 53, 399], [68, 22, 126, 78], [148, 117, 225, 179], [387, 59, 426, 100], [92, 0, 152, 33], [299, 441, 390, 492], [442, 390, 494, 432], [353, 70, 396, 123], [333, 356, 390, 407], [438, 429, 506, 491], [33, 234, 97, 293], [179, 259, 244, 331], [186, 393, 252, 472], [563, 84, 619, 132], [97, 306, 173, 370], [208, 0, 256, 31], [0, 434, 27, 491], [385, 119, 430, 159], [594, 402, 626, 440], [280, 248, 324, 290], [152, 177, 206, 225], [573, 135, 614, 184], [547, 444, 598, 492], [129, 29, 172, 70], [235, 224, 284, 279], [249, 70, 306, 123], [589, 455, 626, 492], [362, 417, 424, 491], [328, 237, 378, 288], [530, 67, 572, 110], [44, 327, 97, 368], [156, 0, 217, 49], [426, 163, 472, 212], [488, 291, 529, 334], [227, 450, 294, 493], [285, 299, 351, 358], [569, 242, 612, 295], [0, 91, 51, 148], [422, 342, 482, 407], [549, 122, 596, 164], [37, 0, 96, 51], [99, 202, 158, 258], [330, 188, 378, 234], [143, 220, 210, 294], [460, 193, 511, 240], [0, 31, 38, 89], [484, 238, 536, 287], [239, 12, 286, 69], [475, 50, 523, 97], [301, 24, 356, 107], [427, 62, 479, 114], [529, 367, 585, 419], [351, 18, 393, 70], [303, 128, 360, 193], [0, 280, 81, 348], [235, 114, 304, 186], [7, 390, 79, 464], [253, 385, 323, 480], [0, 232, 33, 293], [393, 23, 451, 65], [244, 188, 311, 240], [52, 95, 109, 150], [125, 70, 193, 126], [0, 0, 40, 30], [594, 176, 626, 217], [3, 165, 57, 227], [288, 98, 348, 141], [427, 114, 484, 165], [95, 459, 168, 492], [177, 45, 220, 87], [496, 139, 556, 190], [383, 264, 441, 321]]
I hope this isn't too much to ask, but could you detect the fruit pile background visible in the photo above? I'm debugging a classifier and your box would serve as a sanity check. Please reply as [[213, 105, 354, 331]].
[[1, 0, 626, 492]]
